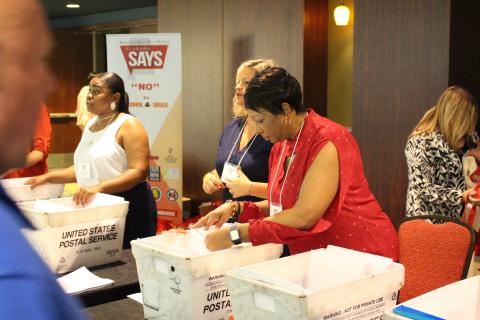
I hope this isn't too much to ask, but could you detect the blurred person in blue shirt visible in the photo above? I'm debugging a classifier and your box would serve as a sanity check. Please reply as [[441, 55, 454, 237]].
[[0, 0, 86, 318]]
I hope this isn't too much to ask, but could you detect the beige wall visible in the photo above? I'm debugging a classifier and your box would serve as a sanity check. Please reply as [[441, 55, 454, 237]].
[[223, 0, 304, 124], [157, 0, 304, 202], [327, 0, 353, 127]]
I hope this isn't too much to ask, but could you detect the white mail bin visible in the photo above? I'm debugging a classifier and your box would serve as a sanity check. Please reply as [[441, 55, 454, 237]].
[[1, 177, 64, 203], [225, 245, 405, 320], [384, 276, 480, 320], [131, 230, 283, 320], [19, 193, 129, 273]]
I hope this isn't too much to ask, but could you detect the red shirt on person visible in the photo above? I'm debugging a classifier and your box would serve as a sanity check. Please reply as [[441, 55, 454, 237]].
[[4, 104, 51, 178], [242, 109, 399, 260]]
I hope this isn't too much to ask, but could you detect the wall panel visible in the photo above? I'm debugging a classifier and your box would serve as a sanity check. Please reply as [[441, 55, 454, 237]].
[[47, 28, 92, 154], [353, 0, 450, 226], [304, 0, 328, 116], [157, 0, 223, 201], [449, 0, 480, 102], [223, 0, 304, 124]]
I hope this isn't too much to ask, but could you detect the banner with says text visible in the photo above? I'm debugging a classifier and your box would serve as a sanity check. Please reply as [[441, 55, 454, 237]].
[[106, 34, 183, 226]]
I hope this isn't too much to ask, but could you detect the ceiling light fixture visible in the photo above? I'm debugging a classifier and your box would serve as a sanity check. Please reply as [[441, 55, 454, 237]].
[[66, 3, 80, 9]]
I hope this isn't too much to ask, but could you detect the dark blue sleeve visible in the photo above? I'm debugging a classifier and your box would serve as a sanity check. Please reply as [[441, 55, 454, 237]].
[[0, 276, 86, 320], [0, 191, 86, 320]]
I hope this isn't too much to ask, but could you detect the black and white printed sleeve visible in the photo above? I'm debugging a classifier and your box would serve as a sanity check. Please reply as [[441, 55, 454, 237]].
[[405, 132, 465, 218]]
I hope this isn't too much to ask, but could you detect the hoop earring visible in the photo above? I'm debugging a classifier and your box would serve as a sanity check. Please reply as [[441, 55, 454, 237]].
[[110, 102, 116, 111]]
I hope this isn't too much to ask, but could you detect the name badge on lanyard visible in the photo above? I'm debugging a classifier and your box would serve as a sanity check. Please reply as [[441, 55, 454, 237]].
[[221, 162, 239, 183], [269, 202, 283, 216], [221, 121, 257, 185], [269, 118, 306, 218], [78, 162, 91, 179]]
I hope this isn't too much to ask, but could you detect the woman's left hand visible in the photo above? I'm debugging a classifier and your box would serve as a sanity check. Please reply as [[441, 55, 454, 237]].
[[190, 202, 234, 230], [205, 228, 233, 251], [226, 168, 251, 198], [73, 186, 101, 206]]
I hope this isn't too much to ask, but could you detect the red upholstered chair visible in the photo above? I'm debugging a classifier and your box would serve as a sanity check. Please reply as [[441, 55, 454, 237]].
[[398, 215, 475, 303]]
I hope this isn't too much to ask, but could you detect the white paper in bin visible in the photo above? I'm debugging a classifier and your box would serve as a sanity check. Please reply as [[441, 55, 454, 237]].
[[19, 193, 128, 228], [1, 177, 64, 203], [19, 193, 128, 273], [225, 245, 404, 320], [137, 228, 212, 258], [384, 276, 480, 320], [131, 231, 283, 320]]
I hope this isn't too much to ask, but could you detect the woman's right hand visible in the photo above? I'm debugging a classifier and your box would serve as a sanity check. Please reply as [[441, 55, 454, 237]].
[[226, 168, 251, 198], [202, 171, 224, 194], [25, 174, 50, 189]]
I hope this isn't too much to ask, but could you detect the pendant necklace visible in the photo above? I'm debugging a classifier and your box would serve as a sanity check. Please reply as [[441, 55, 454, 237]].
[[89, 113, 117, 145]]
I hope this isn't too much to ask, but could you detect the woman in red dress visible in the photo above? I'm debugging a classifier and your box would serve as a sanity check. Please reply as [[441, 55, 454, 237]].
[[192, 67, 398, 260], [3, 103, 51, 178]]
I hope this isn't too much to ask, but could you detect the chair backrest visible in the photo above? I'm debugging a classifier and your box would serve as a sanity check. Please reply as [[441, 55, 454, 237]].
[[398, 215, 475, 303]]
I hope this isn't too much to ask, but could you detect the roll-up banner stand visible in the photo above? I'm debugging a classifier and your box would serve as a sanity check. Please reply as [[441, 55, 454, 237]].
[[107, 33, 183, 226]]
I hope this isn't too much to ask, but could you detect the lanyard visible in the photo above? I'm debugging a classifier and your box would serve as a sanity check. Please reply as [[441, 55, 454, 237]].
[[269, 119, 306, 206], [225, 120, 258, 167]]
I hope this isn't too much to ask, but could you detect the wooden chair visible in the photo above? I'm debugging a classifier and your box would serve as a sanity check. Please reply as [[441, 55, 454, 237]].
[[398, 215, 475, 303]]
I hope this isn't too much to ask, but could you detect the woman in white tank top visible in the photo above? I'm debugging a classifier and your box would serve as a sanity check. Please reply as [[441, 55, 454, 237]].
[[28, 72, 157, 248]]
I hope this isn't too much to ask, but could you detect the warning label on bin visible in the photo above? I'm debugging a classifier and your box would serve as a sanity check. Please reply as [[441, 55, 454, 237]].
[[319, 292, 397, 320], [199, 274, 233, 320]]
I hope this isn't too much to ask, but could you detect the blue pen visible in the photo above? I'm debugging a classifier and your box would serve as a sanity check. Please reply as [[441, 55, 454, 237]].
[[392, 305, 445, 320]]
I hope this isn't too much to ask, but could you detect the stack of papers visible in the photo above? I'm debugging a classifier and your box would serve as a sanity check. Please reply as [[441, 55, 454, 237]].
[[57, 266, 114, 294]]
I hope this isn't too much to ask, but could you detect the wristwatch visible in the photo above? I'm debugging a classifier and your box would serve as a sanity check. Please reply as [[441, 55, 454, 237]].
[[229, 223, 242, 245]]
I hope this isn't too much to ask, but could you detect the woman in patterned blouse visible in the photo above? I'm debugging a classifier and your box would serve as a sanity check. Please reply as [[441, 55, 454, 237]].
[[405, 86, 478, 219]]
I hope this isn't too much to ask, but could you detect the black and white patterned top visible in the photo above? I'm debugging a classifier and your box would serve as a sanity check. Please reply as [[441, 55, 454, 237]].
[[405, 132, 465, 218]]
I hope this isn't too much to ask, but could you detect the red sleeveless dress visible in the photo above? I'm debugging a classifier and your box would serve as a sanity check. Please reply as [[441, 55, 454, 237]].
[[243, 109, 399, 259]]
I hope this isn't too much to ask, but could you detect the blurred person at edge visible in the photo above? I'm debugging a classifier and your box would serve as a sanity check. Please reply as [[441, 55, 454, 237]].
[[3, 103, 51, 178], [76, 72, 98, 131], [193, 67, 399, 260], [405, 86, 479, 219], [0, 0, 87, 318], [202, 59, 275, 205], [28, 72, 157, 249]]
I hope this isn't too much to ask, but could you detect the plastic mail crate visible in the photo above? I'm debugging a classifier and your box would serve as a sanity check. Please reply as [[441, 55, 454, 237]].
[[384, 275, 480, 320], [131, 230, 283, 320], [1, 177, 64, 203], [225, 245, 405, 320], [19, 193, 129, 273]]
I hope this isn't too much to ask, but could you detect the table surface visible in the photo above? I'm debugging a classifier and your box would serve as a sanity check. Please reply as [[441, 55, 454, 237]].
[[85, 298, 144, 320], [72, 248, 140, 307]]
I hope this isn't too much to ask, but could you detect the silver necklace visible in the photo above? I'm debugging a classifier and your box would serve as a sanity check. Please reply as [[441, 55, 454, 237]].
[[89, 114, 117, 145]]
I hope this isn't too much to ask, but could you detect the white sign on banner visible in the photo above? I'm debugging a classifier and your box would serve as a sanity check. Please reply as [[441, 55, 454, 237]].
[[106, 33, 183, 225]]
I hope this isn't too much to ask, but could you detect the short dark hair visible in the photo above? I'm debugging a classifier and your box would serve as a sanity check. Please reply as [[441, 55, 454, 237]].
[[244, 67, 305, 115], [87, 72, 99, 82], [95, 72, 130, 114]]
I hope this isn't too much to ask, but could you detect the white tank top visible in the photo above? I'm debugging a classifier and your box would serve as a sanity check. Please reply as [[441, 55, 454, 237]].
[[74, 113, 133, 187]]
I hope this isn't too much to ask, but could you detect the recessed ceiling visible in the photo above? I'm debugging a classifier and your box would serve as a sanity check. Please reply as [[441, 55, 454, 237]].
[[41, 0, 157, 20]]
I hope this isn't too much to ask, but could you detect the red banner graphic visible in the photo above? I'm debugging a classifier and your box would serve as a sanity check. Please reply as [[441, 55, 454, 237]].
[[120, 45, 168, 73]]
